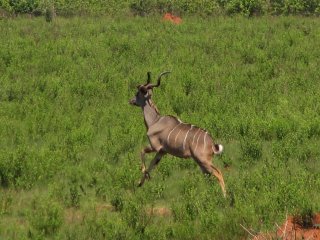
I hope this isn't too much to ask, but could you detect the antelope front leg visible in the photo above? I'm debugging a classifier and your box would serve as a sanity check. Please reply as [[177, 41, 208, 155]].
[[140, 146, 155, 173], [138, 151, 165, 187]]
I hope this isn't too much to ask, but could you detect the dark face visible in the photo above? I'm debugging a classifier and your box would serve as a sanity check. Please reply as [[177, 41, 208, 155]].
[[129, 85, 151, 107]]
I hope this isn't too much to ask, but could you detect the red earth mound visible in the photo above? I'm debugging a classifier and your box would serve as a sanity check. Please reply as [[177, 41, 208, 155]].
[[163, 13, 182, 24], [255, 213, 320, 240]]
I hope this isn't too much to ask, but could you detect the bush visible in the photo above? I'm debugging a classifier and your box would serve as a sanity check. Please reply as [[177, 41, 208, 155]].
[[270, 0, 320, 15], [0, 192, 13, 215], [0, 148, 27, 188], [1, 0, 320, 16], [2, 0, 39, 14], [45, 4, 55, 22], [226, 0, 263, 16], [241, 137, 263, 161], [28, 197, 63, 236], [130, 0, 154, 16], [111, 191, 124, 212]]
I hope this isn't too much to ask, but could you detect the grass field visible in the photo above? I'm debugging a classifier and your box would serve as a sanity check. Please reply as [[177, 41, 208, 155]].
[[1, 15, 320, 239]]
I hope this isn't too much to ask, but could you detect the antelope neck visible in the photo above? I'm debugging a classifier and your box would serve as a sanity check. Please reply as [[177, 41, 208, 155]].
[[142, 99, 161, 129]]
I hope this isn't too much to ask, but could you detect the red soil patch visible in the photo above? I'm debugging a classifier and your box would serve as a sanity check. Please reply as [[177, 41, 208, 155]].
[[163, 13, 182, 25], [254, 213, 320, 240]]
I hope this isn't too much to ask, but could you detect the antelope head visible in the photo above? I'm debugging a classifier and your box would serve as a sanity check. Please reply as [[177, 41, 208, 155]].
[[129, 71, 171, 107]]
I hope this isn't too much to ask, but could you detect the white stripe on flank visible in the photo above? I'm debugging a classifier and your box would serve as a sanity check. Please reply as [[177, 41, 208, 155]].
[[194, 130, 202, 152], [174, 129, 182, 145], [167, 123, 181, 143], [183, 125, 193, 150], [203, 132, 208, 151], [192, 128, 201, 146]]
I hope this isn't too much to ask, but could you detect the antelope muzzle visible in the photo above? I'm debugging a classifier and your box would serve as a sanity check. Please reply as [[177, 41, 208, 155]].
[[129, 98, 137, 106]]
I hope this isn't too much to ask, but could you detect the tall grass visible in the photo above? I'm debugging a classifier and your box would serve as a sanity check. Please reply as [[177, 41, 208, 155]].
[[0, 16, 320, 239]]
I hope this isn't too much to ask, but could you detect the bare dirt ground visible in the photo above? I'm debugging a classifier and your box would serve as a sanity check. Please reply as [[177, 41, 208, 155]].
[[255, 213, 320, 240]]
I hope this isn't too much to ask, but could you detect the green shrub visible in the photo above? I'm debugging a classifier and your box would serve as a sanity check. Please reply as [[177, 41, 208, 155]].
[[226, 0, 263, 16], [122, 199, 152, 235], [240, 137, 263, 160], [1, 0, 320, 16], [111, 191, 124, 212], [28, 197, 63, 236], [130, 0, 154, 16], [270, 0, 320, 15], [0, 192, 13, 215], [2, 0, 39, 14], [0, 148, 27, 188], [45, 4, 55, 22]]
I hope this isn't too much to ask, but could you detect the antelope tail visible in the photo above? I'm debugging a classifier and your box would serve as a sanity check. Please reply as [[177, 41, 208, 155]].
[[213, 144, 224, 155]]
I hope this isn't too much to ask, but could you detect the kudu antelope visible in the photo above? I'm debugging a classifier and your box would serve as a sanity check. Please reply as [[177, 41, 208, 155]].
[[129, 72, 226, 197]]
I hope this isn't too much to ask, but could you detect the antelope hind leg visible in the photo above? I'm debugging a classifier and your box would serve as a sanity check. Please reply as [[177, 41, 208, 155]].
[[210, 164, 226, 198], [196, 159, 227, 198]]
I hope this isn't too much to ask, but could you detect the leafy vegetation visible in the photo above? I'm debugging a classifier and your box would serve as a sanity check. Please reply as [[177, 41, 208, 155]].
[[1, 0, 320, 16], [0, 15, 320, 239]]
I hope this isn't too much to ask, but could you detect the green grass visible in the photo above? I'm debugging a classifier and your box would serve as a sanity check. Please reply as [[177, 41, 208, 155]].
[[1, 15, 320, 239]]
